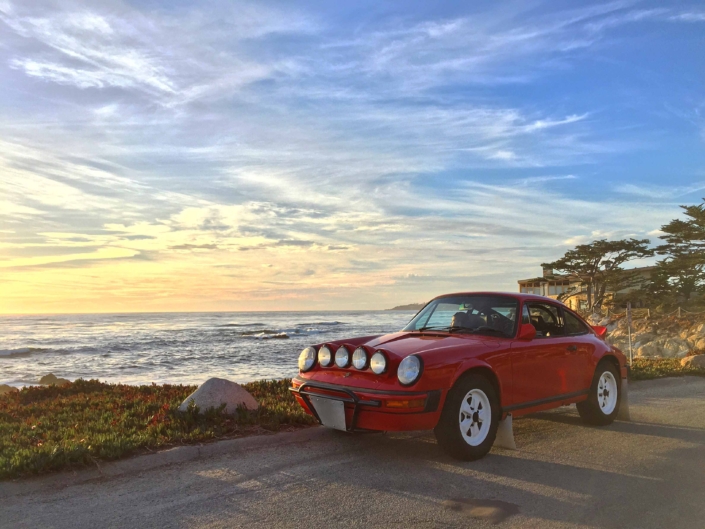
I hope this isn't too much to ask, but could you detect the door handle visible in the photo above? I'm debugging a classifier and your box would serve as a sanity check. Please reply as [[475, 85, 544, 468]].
[[567, 345, 577, 352]]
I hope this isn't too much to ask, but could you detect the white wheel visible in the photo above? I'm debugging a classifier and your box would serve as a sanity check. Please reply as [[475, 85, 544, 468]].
[[597, 371, 618, 415], [458, 389, 491, 446]]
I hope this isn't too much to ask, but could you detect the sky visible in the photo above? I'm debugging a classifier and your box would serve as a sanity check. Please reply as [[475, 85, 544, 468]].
[[1, 0, 704, 313]]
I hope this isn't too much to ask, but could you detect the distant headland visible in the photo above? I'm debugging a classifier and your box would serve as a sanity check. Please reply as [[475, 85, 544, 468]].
[[387, 303, 425, 311]]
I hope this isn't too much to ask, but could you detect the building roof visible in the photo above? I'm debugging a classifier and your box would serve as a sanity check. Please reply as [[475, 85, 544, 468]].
[[516, 274, 573, 283], [517, 264, 658, 284]]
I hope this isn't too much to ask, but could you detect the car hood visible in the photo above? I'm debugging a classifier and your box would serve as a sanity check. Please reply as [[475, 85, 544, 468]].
[[363, 331, 499, 359]]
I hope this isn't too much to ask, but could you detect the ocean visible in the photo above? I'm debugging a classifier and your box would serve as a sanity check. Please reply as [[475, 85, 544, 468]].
[[0, 311, 417, 387]]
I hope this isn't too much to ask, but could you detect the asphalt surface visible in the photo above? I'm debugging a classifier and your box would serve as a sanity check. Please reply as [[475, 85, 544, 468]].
[[2, 376, 705, 528]]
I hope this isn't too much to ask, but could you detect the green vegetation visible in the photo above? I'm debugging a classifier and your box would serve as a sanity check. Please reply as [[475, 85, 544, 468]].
[[647, 200, 705, 306], [629, 357, 705, 381], [0, 378, 315, 480], [543, 238, 654, 311]]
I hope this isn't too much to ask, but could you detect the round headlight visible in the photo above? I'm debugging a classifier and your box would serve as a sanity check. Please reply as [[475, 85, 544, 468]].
[[397, 355, 422, 386], [352, 347, 368, 370], [318, 345, 333, 367], [298, 346, 316, 372], [335, 346, 350, 368], [370, 351, 387, 374]]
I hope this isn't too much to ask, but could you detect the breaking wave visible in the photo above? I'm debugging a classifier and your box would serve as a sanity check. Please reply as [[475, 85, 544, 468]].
[[296, 321, 345, 327], [239, 330, 290, 340], [0, 347, 52, 357], [217, 323, 265, 328]]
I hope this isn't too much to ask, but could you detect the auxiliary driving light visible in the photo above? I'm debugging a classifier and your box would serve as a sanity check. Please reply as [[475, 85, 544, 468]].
[[370, 351, 387, 374], [318, 345, 333, 367], [352, 347, 368, 370], [335, 346, 350, 368]]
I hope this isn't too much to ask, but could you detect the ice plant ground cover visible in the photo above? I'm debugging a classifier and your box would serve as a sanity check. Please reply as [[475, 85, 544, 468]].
[[0, 379, 315, 479], [2, 360, 704, 480], [629, 357, 705, 381]]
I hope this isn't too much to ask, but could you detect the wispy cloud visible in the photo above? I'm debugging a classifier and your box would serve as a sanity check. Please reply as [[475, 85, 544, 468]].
[[669, 12, 705, 22], [614, 182, 705, 199]]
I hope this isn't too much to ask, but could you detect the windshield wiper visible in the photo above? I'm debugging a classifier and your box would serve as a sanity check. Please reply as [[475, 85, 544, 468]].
[[416, 325, 451, 332], [416, 325, 473, 334]]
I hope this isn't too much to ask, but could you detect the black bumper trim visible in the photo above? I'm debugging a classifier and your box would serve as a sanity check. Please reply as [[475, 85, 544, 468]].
[[424, 390, 441, 413], [502, 389, 589, 413], [291, 376, 428, 396]]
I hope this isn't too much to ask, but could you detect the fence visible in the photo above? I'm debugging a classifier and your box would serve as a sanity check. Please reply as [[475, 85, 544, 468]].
[[588, 306, 705, 320]]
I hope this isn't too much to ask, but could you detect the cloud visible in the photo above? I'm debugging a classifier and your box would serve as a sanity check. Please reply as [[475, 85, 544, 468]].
[[614, 182, 705, 199], [1, 0, 315, 106], [669, 12, 705, 22], [0, 246, 138, 268]]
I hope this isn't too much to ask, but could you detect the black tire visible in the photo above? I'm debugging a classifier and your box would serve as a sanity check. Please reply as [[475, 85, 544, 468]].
[[434, 374, 499, 461], [577, 361, 621, 426]]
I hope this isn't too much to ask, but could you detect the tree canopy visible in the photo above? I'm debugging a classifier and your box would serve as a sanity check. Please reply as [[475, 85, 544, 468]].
[[543, 238, 653, 310], [651, 199, 705, 301]]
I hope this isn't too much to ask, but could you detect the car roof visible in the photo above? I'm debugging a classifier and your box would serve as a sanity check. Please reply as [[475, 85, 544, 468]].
[[430, 291, 566, 305]]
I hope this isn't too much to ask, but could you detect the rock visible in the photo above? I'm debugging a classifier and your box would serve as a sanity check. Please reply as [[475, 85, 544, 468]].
[[636, 340, 664, 358], [661, 338, 692, 358], [691, 323, 705, 337], [635, 337, 690, 358], [681, 355, 705, 369], [0, 384, 19, 395], [39, 373, 71, 386], [694, 337, 705, 351], [178, 377, 258, 415], [633, 332, 655, 346]]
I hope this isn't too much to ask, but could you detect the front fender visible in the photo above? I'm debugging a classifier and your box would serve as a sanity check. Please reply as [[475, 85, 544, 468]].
[[447, 358, 511, 410]]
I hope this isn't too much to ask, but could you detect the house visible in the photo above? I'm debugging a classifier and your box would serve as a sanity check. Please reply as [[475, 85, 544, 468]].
[[517, 265, 656, 312]]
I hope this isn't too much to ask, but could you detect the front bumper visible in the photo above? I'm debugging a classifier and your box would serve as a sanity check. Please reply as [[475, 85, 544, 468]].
[[289, 377, 443, 432]]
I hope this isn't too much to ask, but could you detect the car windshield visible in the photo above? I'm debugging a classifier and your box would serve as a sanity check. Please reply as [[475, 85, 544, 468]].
[[403, 295, 519, 338]]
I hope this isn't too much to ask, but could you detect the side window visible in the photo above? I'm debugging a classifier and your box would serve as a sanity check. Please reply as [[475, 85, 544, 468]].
[[564, 310, 590, 336], [522, 305, 531, 324], [527, 303, 565, 338]]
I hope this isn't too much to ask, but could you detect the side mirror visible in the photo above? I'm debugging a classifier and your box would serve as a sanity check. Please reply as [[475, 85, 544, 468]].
[[592, 325, 608, 339], [517, 323, 536, 341]]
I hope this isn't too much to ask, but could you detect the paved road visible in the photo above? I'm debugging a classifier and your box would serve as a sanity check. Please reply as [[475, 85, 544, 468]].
[[3, 377, 705, 528]]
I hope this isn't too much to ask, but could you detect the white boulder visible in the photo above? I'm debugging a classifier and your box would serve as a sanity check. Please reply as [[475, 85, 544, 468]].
[[178, 377, 258, 415]]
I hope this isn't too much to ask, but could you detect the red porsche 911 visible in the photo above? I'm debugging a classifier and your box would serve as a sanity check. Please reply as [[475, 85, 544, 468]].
[[290, 292, 628, 460]]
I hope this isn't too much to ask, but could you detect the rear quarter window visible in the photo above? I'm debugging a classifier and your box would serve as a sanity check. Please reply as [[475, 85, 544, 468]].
[[564, 311, 590, 335]]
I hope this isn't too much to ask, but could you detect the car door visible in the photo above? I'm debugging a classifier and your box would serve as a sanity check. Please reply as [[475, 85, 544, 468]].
[[510, 301, 573, 406], [561, 308, 595, 392]]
